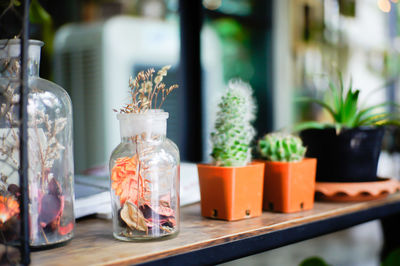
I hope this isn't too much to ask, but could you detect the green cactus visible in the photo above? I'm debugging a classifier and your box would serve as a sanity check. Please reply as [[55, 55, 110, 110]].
[[258, 133, 306, 162], [211, 79, 256, 167]]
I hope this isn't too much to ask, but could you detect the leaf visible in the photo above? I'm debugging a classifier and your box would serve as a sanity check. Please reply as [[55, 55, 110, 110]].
[[358, 113, 390, 126], [296, 97, 337, 121], [148, 203, 175, 217], [300, 256, 329, 266], [328, 81, 340, 113], [29, 0, 55, 55], [120, 201, 148, 233], [378, 119, 400, 127], [341, 88, 359, 127], [29, 0, 51, 24], [339, 71, 344, 107], [48, 177, 62, 196], [382, 248, 400, 266], [356, 103, 392, 124], [293, 121, 331, 132], [12, 0, 21, 7], [39, 193, 63, 228]]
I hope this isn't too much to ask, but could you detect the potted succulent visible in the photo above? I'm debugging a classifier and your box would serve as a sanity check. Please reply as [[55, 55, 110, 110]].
[[197, 79, 264, 221], [296, 74, 399, 182], [258, 133, 317, 213]]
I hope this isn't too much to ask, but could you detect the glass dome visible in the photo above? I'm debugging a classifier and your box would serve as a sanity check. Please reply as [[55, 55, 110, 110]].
[[0, 39, 74, 248]]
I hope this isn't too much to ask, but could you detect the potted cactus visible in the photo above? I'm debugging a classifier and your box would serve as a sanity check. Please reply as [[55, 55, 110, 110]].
[[258, 133, 317, 213], [197, 79, 264, 221]]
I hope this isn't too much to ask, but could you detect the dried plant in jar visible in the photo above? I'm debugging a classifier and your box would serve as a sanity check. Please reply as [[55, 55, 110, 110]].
[[110, 66, 180, 240], [0, 39, 75, 248]]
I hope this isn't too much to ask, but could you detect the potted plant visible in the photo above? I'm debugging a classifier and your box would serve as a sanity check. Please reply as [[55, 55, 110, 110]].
[[296, 74, 399, 182], [258, 133, 317, 213], [197, 79, 264, 221]]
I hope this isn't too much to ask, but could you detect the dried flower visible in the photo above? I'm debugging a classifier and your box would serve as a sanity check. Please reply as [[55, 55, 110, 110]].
[[120, 201, 148, 233], [115, 65, 178, 113], [111, 156, 149, 205], [0, 195, 19, 224]]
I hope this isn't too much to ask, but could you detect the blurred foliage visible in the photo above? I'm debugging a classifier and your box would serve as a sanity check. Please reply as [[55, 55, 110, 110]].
[[339, 0, 356, 17], [29, 0, 54, 55], [211, 18, 254, 82], [382, 247, 400, 266], [299, 256, 330, 266]]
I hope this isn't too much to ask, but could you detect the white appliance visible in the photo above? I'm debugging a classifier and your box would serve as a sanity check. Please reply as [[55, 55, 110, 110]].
[[54, 16, 223, 173]]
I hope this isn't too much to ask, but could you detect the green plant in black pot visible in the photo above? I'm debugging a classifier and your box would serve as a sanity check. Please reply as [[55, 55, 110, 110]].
[[295, 74, 399, 182]]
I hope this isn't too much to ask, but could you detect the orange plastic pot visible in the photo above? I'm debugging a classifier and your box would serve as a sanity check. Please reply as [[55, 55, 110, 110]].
[[197, 162, 264, 221], [263, 158, 317, 213]]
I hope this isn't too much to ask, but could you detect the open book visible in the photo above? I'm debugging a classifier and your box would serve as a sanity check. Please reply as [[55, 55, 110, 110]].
[[74, 175, 111, 219]]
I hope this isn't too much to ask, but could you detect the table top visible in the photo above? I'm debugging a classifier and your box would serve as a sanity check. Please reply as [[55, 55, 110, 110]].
[[31, 193, 400, 266]]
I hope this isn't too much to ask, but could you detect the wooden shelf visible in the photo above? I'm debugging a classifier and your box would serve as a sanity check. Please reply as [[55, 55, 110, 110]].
[[31, 193, 400, 265]]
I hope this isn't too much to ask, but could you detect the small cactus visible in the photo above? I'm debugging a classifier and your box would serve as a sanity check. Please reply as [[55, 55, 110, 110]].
[[211, 79, 256, 167], [258, 133, 306, 162]]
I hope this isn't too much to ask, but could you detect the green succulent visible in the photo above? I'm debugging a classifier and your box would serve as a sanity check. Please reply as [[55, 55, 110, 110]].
[[295, 73, 400, 132], [258, 133, 306, 162], [211, 79, 256, 167]]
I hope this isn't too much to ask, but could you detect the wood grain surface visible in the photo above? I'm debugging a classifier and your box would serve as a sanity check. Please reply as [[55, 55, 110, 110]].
[[31, 193, 400, 265]]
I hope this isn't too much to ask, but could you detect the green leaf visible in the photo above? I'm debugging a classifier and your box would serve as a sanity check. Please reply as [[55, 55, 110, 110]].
[[358, 113, 391, 126], [328, 81, 340, 113], [300, 256, 329, 266], [356, 103, 392, 124], [335, 123, 342, 134], [375, 119, 400, 127], [339, 71, 344, 107], [12, 0, 21, 7], [293, 121, 331, 132], [296, 97, 337, 120], [341, 89, 359, 127], [29, 0, 51, 24], [29, 0, 55, 55], [382, 248, 400, 266]]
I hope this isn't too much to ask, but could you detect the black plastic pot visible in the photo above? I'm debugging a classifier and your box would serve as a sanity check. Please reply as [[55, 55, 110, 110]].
[[300, 127, 384, 182]]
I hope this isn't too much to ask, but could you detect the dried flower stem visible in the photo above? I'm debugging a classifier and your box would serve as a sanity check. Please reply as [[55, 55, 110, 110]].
[[115, 65, 178, 114]]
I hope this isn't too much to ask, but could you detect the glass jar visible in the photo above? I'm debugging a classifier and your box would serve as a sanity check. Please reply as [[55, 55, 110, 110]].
[[109, 110, 180, 241], [0, 39, 74, 248]]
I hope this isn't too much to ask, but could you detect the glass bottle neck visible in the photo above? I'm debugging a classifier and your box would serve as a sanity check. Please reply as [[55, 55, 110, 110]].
[[0, 39, 43, 78], [0, 57, 40, 78], [117, 111, 169, 143], [121, 134, 166, 143]]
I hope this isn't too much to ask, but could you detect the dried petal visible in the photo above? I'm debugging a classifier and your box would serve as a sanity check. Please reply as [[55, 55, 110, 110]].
[[161, 65, 171, 72], [157, 70, 167, 76], [58, 222, 74, 235], [120, 201, 148, 233], [48, 177, 62, 196], [111, 156, 148, 205], [39, 193, 64, 228], [0, 195, 19, 224], [154, 75, 162, 84], [140, 203, 175, 218]]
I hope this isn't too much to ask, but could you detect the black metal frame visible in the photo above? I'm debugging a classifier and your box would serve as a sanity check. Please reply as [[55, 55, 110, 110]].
[[19, 0, 31, 264], [179, 0, 203, 162], [138, 200, 400, 265]]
